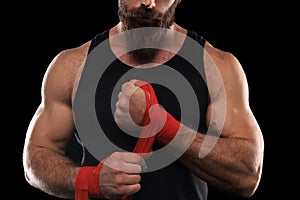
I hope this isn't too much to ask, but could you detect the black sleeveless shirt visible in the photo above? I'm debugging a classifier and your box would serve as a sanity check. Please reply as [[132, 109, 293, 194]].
[[68, 30, 209, 200]]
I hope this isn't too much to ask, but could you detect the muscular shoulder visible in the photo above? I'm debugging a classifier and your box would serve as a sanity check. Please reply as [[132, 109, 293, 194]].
[[42, 41, 91, 105], [204, 42, 241, 72], [203, 42, 249, 103]]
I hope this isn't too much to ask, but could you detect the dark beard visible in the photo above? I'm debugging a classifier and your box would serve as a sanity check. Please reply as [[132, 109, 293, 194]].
[[118, 1, 178, 64], [122, 28, 167, 65]]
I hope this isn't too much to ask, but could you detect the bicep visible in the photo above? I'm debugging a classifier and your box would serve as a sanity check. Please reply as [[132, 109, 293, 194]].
[[27, 101, 75, 154], [25, 52, 76, 154]]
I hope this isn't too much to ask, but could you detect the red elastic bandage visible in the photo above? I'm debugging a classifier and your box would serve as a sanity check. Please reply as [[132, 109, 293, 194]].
[[75, 161, 105, 200], [156, 111, 180, 145], [123, 80, 180, 200], [133, 80, 180, 151]]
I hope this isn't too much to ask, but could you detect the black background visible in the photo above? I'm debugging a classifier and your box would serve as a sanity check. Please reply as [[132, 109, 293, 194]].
[[10, 1, 291, 200]]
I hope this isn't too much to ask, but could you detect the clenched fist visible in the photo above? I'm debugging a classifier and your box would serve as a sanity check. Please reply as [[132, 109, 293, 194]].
[[114, 79, 147, 133], [100, 152, 147, 199]]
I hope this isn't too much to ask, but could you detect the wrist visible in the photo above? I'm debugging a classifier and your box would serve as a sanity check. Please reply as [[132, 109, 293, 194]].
[[156, 112, 180, 145], [75, 161, 105, 200]]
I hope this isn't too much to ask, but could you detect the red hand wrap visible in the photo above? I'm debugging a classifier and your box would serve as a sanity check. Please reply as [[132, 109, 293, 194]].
[[133, 80, 180, 151], [122, 80, 181, 200], [156, 111, 180, 145], [132, 80, 157, 154], [75, 161, 105, 200]]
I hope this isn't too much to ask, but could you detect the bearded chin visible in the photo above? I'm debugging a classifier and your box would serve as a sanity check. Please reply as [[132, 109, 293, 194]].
[[124, 26, 167, 65], [118, 5, 176, 64]]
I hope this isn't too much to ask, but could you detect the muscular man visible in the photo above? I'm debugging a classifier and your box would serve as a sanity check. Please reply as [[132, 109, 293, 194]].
[[23, 0, 264, 199]]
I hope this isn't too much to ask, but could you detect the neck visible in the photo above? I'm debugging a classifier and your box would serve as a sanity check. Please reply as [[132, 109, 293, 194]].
[[112, 22, 187, 35], [108, 22, 187, 68]]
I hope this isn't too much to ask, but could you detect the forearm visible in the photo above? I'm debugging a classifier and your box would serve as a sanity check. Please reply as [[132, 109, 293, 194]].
[[24, 145, 80, 199], [173, 125, 262, 197]]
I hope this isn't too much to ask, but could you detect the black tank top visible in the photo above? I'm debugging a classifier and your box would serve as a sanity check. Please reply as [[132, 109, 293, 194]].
[[68, 30, 209, 200]]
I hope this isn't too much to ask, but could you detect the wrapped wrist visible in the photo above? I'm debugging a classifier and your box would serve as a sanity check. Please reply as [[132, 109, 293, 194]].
[[75, 161, 105, 200]]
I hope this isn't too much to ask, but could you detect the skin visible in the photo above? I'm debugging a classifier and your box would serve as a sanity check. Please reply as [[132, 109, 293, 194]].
[[23, 0, 264, 199]]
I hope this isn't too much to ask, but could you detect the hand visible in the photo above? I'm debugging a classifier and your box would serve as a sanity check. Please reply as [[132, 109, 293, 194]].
[[114, 80, 147, 133], [100, 152, 147, 199]]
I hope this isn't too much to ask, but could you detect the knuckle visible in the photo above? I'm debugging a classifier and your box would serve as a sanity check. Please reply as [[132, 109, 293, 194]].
[[115, 101, 120, 109], [111, 152, 122, 160], [118, 92, 122, 99], [118, 100, 126, 109], [116, 101, 127, 111], [114, 110, 124, 119], [114, 174, 124, 185], [111, 167, 121, 174], [117, 186, 129, 196], [121, 82, 129, 91]]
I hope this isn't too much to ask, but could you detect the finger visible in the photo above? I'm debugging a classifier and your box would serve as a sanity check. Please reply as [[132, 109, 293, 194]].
[[133, 79, 148, 87], [104, 183, 141, 200], [118, 91, 123, 99], [121, 152, 147, 170], [114, 109, 123, 122], [119, 184, 141, 197], [121, 82, 135, 92], [115, 174, 141, 185], [114, 162, 144, 174], [129, 79, 139, 84], [106, 152, 147, 172], [116, 99, 128, 111]]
